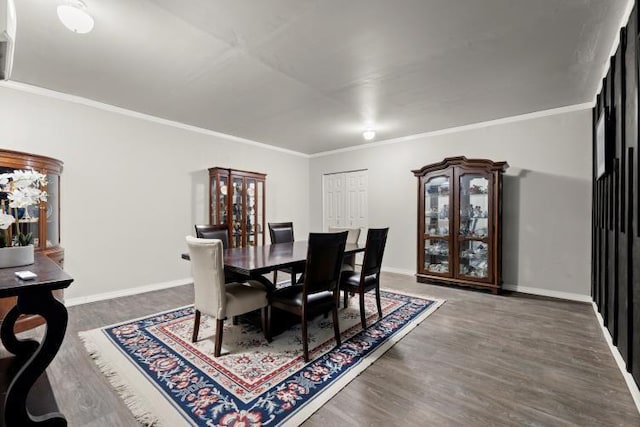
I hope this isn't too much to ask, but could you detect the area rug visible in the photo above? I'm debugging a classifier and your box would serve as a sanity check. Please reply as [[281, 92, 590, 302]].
[[80, 290, 444, 426]]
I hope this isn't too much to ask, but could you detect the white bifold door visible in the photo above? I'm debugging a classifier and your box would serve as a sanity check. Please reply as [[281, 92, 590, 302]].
[[323, 170, 368, 242]]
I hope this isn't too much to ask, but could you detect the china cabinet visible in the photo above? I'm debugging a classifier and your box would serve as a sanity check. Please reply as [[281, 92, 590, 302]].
[[0, 149, 64, 331], [209, 167, 266, 247], [413, 156, 508, 293]]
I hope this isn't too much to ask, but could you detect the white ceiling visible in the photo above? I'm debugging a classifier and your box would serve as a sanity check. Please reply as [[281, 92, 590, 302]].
[[10, 0, 629, 154]]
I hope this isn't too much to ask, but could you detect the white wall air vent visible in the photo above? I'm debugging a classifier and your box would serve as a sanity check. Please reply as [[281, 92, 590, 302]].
[[0, 0, 16, 80]]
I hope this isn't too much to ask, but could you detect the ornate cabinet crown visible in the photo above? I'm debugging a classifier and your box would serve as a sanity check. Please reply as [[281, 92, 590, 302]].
[[412, 156, 508, 294]]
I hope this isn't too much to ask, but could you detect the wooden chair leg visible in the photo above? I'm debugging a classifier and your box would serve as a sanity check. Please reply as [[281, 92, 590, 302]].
[[375, 285, 383, 319], [214, 319, 224, 357], [343, 290, 348, 308], [262, 306, 272, 343], [273, 271, 278, 285], [302, 311, 309, 362], [332, 305, 341, 347], [192, 309, 201, 342], [359, 292, 367, 329]]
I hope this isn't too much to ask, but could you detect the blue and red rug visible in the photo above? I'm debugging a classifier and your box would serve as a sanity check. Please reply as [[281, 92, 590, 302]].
[[80, 290, 443, 426]]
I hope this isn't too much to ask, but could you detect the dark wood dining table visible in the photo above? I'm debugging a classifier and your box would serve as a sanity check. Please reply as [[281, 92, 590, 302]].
[[182, 240, 364, 290]]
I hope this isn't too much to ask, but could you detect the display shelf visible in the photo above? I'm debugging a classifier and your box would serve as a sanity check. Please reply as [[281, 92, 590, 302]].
[[0, 149, 64, 333], [209, 167, 266, 248], [413, 156, 507, 293]]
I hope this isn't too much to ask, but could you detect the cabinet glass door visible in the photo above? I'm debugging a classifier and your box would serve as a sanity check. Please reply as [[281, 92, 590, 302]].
[[231, 177, 243, 248], [246, 178, 257, 246], [210, 172, 229, 225], [45, 173, 59, 248], [423, 174, 451, 276], [457, 172, 492, 280]]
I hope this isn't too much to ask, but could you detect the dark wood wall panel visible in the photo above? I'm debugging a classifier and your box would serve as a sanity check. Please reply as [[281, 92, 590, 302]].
[[593, 2, 640, 387]]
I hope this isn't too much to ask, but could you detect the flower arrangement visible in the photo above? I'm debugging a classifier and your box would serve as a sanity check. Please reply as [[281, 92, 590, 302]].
[[0, 169, 47, 248]]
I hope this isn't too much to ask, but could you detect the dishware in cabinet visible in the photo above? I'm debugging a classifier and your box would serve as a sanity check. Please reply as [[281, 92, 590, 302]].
[[413, 157, 508, 293], [208, 167, 266, 248]]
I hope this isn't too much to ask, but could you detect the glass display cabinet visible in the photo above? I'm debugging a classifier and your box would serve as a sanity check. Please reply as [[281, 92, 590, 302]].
[[0, 149, 64, 332], [209, 167, 266, 247], [413, 156, 508, 293]]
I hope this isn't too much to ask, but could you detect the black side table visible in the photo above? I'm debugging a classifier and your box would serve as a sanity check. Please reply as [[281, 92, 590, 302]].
[[0, 253, 73, 426]]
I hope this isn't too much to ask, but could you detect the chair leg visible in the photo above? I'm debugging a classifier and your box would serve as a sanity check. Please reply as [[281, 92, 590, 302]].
[[359, 292, 367, 329], [262, 306, 272, 343], [332, 304, 341, 347], [192, 309, 201, 342], [343, 290, 348, 308], [375, 286, 383, 319], [302, 310, 309, 362], [273, 271, 278, 285], [214, 319, 224, 357]]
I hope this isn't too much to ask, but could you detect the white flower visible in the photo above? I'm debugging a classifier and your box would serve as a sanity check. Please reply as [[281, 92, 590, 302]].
[[10, 170, 47, 189], [0, 213, 15, 230], [8, 186, 45, 209]]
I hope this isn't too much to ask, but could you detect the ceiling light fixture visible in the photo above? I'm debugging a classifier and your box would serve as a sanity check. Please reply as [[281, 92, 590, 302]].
[[57, 0, 94, 34], [362, 128, 376, 141]]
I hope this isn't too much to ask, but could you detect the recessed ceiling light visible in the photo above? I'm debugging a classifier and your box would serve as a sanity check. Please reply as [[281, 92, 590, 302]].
[[362, 129, 376, 141], [57, 0, 94, 34]]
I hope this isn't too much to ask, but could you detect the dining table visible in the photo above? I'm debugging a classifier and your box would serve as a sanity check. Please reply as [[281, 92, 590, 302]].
[[182, 240, 364, 290]]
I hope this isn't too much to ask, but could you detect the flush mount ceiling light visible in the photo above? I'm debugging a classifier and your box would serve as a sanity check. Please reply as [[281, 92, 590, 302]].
[[362, 128, 376, 141], [57, 0, 94, 34]]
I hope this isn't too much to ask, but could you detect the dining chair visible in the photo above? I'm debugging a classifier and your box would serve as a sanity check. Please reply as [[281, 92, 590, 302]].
[[195, 224, 230, 248], [269, 231, 348, 362], [339, 228, 389, 329], [328, 226, 361, 272], [194, 224, 245, 287], [268, 222, 295, 285], [186, 236, 271, 357]]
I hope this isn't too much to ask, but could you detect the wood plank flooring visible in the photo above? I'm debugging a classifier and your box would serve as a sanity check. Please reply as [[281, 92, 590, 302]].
[[32, 273, 640, 426]]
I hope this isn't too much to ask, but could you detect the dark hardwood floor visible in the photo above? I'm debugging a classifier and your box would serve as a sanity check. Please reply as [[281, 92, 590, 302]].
[[32, 273, 640, 426]]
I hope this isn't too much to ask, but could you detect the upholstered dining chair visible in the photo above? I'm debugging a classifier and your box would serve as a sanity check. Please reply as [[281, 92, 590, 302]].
[[270, 231, 348, 362], [328, 226, 361, 272], [339, 228, 389, 329], [186, 236, 271, 357], [194, 224, 245, 285], [268, 222, 295, 284]]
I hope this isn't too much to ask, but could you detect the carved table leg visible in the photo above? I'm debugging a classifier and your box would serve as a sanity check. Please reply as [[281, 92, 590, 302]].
[[1, 306, 40, 357], [3, 289, 68, 426]]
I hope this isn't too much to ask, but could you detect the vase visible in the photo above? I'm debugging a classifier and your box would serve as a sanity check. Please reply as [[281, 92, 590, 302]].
[[0, 245, 35, 268]]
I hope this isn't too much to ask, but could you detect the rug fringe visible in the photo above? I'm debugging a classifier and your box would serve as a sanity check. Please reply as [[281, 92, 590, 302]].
[[79, 332, 163, 427]]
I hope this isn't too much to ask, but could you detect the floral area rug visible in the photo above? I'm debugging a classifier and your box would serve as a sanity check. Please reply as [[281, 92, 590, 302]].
[[80, 290, 444, 426]]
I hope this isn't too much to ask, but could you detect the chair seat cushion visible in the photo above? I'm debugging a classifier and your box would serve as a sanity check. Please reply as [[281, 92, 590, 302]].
[[340, 271, 378, 292], [271, 284, 333, 308], [225, 282, 268, 317]]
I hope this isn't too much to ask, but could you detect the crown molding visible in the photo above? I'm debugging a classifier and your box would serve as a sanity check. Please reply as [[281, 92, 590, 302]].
[[0, 80, 310, 158], [310, 102, 593, 158]]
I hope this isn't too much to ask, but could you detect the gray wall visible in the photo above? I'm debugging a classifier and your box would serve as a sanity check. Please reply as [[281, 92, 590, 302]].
[[0, 85, 310, 300], [309, 109, 592, 298]]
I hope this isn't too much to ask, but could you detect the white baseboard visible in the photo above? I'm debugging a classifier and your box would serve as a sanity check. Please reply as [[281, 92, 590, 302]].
[[381, 266, 415, 276], [380, 268, 591, 303], [592, 303, 640, 415], [501, 284, 591, 303], [65, 278, 192, 307]]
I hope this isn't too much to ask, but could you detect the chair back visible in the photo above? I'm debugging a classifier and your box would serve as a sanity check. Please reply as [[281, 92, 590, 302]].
[[328, 226, 361, 244], [303, 231, 348, 296], [361, 228, 389, 277], [195, 224, 230, 249], [185, 236, 227, 319], [269, 222, 294, 244]]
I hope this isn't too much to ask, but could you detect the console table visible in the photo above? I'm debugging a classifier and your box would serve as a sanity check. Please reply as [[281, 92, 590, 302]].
[[0, 254, 73, 426]]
